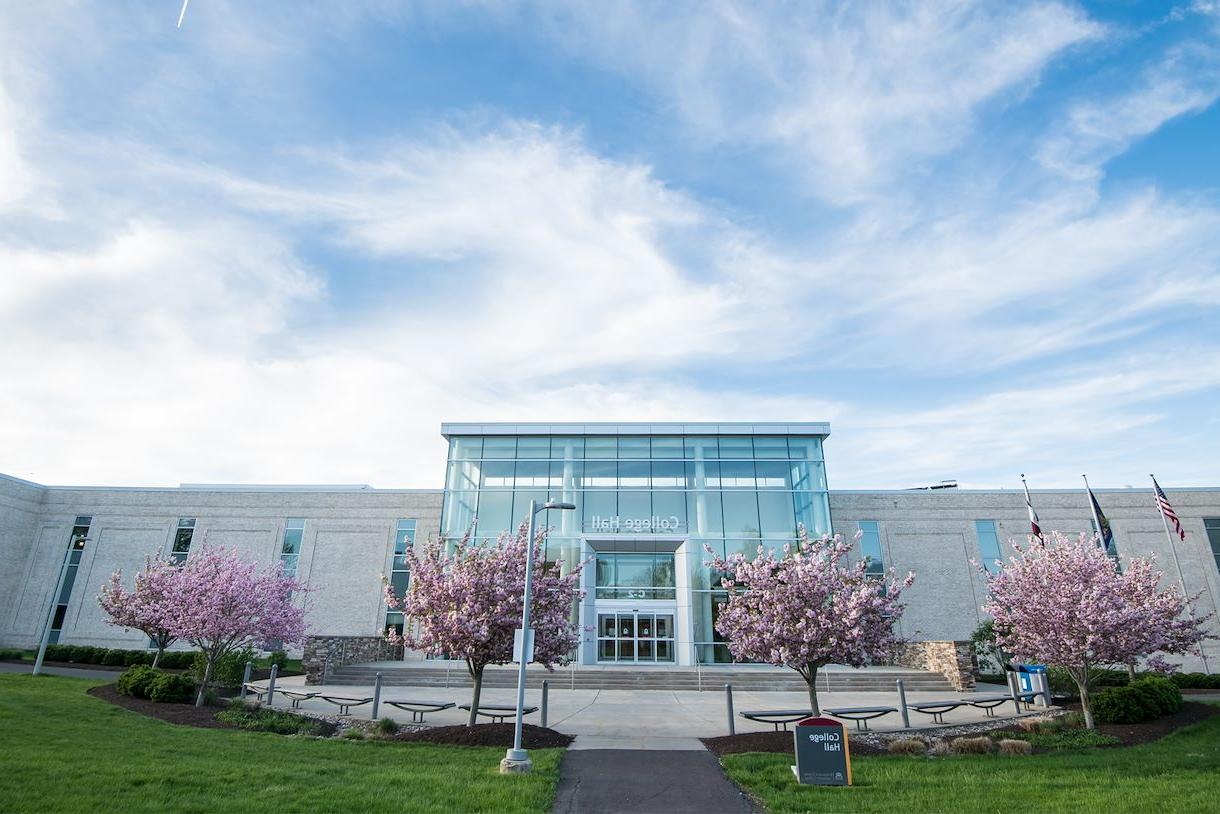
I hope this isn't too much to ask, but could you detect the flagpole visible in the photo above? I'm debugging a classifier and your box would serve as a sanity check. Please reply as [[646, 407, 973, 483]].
[[1152, 475, 1210, 673], [1083, 474, 1105, 548], [1021, 474, 1041, 540]]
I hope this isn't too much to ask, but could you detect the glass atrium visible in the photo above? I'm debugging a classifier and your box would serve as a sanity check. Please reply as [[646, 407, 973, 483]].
[[439, 423, 832, 665]]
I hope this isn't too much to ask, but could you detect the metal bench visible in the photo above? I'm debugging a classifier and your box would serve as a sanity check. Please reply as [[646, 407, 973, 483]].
[[383, 699, 457, 723], [907, 700, 969, 724], [318, 695, 374, 716], [277, 689, 319, 710], [738, 710, 812, 732], [241, 683, 270, 702], [825, 705, 897, 731], [458, 703, 538, 724]]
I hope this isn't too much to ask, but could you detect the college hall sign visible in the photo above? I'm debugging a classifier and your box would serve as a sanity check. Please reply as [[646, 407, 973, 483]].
[[587, 515, 684, 533]]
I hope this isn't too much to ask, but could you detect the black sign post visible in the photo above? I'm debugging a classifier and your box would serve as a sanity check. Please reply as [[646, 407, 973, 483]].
[[791, 716, 852, 786]]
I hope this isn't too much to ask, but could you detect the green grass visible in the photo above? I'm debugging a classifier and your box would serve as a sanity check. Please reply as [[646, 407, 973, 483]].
[[723, 709, 1220, 814], [0, 675, 562, 813]]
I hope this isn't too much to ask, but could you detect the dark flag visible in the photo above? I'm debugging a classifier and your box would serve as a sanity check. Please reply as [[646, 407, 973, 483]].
[[1152, 475, 1186, 542], [1085, 481, 1115, 554], [1020, 475, 1042, 539]]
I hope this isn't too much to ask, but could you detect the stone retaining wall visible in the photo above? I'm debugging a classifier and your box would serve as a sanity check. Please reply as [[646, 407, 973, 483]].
[[892, 640, 976, 690], [303, 635, 402, 684]]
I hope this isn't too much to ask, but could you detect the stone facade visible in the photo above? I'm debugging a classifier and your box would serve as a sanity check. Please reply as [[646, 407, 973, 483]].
[[892, 640, 977, 690], [303, 635, 403, 684]]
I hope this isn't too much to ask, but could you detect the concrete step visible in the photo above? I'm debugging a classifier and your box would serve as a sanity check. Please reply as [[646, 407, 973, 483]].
[[321, 664, 954, 692]]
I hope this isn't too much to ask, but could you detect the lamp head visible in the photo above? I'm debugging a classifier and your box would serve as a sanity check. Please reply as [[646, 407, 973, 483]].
[[542, 501, 576, 511]]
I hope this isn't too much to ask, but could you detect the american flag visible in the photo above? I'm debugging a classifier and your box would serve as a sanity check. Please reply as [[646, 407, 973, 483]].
[[1152, 475, 1186, 542]]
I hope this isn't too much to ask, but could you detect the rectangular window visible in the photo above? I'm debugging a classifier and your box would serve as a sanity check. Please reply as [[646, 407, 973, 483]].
[[48, 516, 91, 644], [281, 518, 305, 577], [386, 519, 415, 635], [1204, 519, 1220, 573], [858, 520, 884, 576], [975, 520, 1003, 573], [170, 518, 196, 565], [595, 552, 676, 599]]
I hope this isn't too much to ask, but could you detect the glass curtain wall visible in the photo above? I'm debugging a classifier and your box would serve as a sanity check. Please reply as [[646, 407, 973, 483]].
[[440, 434, 832, 664]]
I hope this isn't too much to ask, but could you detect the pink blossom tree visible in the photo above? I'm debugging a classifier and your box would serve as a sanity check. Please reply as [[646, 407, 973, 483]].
[[706, 527, 915, 715], [385, 525, 583, 727], [97, 555, 182, 667], [982, 531, 1212, 729], [167, 546, 310, 706]]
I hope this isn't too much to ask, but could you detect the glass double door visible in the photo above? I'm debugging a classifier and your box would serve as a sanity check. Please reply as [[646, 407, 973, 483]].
[[597, 611, 675, 663]]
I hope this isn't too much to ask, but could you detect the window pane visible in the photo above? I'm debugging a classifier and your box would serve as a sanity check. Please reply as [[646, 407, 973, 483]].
[[554, 459, 583, 491], [752, 437, 788, 458], [584, 460, 617, 488], [651, 460, 685, 488], [618, 490, 650, 520], [282, 528, 303, 555], [975, 520, 1003, 572], [858, 520, 884, 574], [719, 460, 755, 488], [788, 437, 823, 460], [446, 460, 480, 491], [789, 461, 826, 491], [618, 437, 650, 458], [516, 437, 550, 458], [389, 570, 409, 596], [794, 492, 831, 537], [615, 554, 655, 587], [442, 491, 477, 537], [482, 437, 517, 458], [450, 437, 482, 460], [514, 460, 552, 488], [585, 437, 617, 458], [475, 492, 513, 537], [618, 460, 650, 487], [758, 491, 796, 536], [595, 555, 614, 586], [650, 436, 683, 458], [583, 491, 616, 530], [479, 460, 515, 488], [722, 491, 760, 537], [551, 437, 584, 459], [684, 437, 719, 459], [719, 437, 753, 459], [754, 461, 791, 489], [512, 490, 547, 529], [686, 461, 721, 489], [652, 554, 676, 588], [652, 491, 686, 531]]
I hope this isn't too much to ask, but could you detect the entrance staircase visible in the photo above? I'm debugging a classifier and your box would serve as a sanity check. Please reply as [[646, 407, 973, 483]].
[[322, 663, 953, 692]]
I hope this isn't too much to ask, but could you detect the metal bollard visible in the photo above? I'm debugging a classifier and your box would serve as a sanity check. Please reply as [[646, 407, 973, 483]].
[[896, 679, 911, 729], [372, 671, 383, 719], [725, 683, 736, 736], [1008, 671, 1021, 715], [240, 661, 253, 700], [266, 663, 279, 707], [541, 680, 549, 729]]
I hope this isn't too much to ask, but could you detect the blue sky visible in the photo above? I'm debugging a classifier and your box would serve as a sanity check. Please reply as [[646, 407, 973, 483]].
[[1, 1, 1219, 490]]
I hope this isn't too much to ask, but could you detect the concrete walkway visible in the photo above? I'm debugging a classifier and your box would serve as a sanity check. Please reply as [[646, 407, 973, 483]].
[[552, 750, 756, 814]]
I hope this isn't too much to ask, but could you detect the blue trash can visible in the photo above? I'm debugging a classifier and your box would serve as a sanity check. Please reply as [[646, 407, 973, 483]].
[[1017, 664, 1046, 694]]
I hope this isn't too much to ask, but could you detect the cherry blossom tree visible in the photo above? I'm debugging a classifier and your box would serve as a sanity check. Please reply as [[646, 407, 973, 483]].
[[97, 555, 182, 667], [167, 546, 309, 706], [982, 531, 1212, 729], [385, 524, 583, 727], [706, 527, 914, 715]]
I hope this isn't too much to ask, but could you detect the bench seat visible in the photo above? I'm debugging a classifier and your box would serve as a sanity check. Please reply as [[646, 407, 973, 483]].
[[825, 705, 897, 731], [383, 700, 457, 723], [318, 695, 374, 716], [277, 690, 319, 709], [907, 700, 970, 724], [241, 683, 270, 702], [458, 704, 538, 724], [738, 710, 812, 732]]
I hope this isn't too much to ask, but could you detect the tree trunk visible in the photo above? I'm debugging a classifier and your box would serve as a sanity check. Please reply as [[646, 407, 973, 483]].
[[467, 662, 484, 728], [1077, 680, 1095, 730], [152, 644, 163, 669], [805, 664, 821, 716], [195, 655, 215, 708], [1126, 662, 1137, 682]]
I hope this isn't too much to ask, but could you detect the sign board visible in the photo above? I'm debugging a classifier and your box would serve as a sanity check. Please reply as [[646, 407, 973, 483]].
[[586, 515, 684, 533], [512, 628, 535, 664], [791, 716, 852, 786]]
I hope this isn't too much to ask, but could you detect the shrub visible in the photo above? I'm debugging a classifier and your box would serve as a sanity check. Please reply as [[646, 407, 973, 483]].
[[887, 738, 926, 756], [1092, 685, 1155, 724], [949, 736, 993, 755], [1170, 672, 1207, 689], [376, 717, 399, 736], [268, 650, 289, 671], [160, 651, 194, 670], [193, 646, 255, 688], [102, 649, 128, 666], [1131, 676, 1182, 717], [928, 739, 951, 757], [216, 705, 327, 735], [0, 648, 24, 661], [116, 665, 161, 699], [124, 650, 153, 666], [88, 647, 108, 664], [63, 645, 88, 663], [148, 672, 197, 704], [997, 739, 1033, 756]]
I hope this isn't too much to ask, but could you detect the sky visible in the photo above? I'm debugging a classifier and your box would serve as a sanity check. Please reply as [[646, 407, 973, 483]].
[[1, 1, 1219, 491]]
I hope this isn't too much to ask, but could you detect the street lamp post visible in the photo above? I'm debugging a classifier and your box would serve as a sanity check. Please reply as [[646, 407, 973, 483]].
[[501, 499, 575, 775]]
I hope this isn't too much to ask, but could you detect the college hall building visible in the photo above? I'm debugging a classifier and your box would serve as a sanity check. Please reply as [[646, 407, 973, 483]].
[[3, 422, 1219, 674]]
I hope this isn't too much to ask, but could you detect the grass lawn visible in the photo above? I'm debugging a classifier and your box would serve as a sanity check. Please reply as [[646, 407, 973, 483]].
[[722, 709, 1220, 814], [0, 674, 562, 813]]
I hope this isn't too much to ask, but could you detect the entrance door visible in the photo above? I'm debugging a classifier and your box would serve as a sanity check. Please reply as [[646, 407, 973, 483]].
[[597, 612, 675, 663]]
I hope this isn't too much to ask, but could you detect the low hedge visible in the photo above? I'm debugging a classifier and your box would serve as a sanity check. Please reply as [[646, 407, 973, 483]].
[[38, 644, 201, 669], [116, 665, 161, 699], [149, 672, 197, 704], [1169, 672, 1220, 690], [1093, 676, 1183, 724], [0, 647, 25, 661]]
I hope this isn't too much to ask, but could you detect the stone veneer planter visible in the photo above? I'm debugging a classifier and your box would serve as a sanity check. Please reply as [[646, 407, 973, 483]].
[[303, 636, 403, 685], [892, 640, 977, 690]]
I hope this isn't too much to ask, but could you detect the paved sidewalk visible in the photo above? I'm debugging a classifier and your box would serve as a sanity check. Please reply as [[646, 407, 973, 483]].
[[552, 750, 756, 814]]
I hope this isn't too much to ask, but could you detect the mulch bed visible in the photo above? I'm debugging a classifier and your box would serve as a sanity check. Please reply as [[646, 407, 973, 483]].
[[702, 729, 885, 757], [390, 723, 574, 748], [1028, 700, 1220, 748], [87, 683, 236, 729]]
